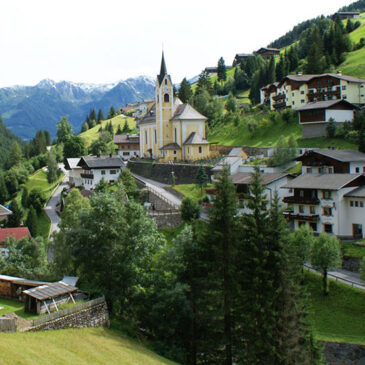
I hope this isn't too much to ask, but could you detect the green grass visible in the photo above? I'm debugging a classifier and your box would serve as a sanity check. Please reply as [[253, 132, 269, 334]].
[[79, 115, 137, 147], [286, 162, 302, 174], [172, 184, 211, 203], [297, 137, 357, 149], [306, 271, 365, 344], [0, 298, 38, 320], [0, 327, 177, 365], [341, 242, 365, 258], [159, 224, 186, 245]]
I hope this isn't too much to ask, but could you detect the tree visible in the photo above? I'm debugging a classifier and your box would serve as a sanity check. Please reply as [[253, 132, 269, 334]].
[[122, 121, 130, 133], [178, 78, 192, 103], [47, 153, 59, 183], [7, 200, 22, 227], [44, 130, 51, 146], [81, 122, 89, 133], [195, 165, 209, 193], [225, 93, 237, 113], [360, 256, 365, 281], [310, 233, 341, 295], [56, 116, 73, 143], [6, 142, 23, 168], [305, 26, 326, 74], [267, 56, 275, 84], [108, 106, 116, 119], [95, 177, 108, 193], [217, 57, 227, 83], [288, 133, 299, 159], [26, 206, 38, 237], [0, 172, 8, 205], [326, 117, 337, 138], [63, 136, 86, 163], [180, 197, 200, 222], [97, 109, 105, 123], [28, 189, 45, 214], [89, 109, 97, 123], [118, 168, 137, 196], [21, 187, 29, 208]]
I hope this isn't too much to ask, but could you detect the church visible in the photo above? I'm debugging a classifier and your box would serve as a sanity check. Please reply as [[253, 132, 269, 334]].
[[139, 53, 211, 162]]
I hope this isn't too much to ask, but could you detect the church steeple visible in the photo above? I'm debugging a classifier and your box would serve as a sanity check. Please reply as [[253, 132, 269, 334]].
[[158, 51, 168, 85]]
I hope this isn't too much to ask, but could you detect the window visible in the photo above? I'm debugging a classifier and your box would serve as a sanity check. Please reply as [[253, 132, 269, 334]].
[[306, 167, 312, 173], [299, 205, 304, 213], [342, 85, 347, 90], [356, 167, 360, 173], [101, 170, 105, 175], [322, 190, 331, 199], [110, 170, 116, 175], [350, 201, 354, 207], [363, 167, 365, 173], [165, 79, 167, 85], [292, 101, 295, 105], [199, 146, 202, 153], [145, 130, 147, 144], [355, 201, 359, 207], [323, 207, 332, 216], [310, 223, 317, 232], [324, 224, 333, 233], [299, 190, 304, 198], [310, 206, 316, 214], [343, 95, 347, 99], [292, 92, 294, 96], [361, 201, 364, 208], [174, 128, 177, 142], [164, 93, 169, 102], [123, 152, 129, 156], [301, 99, 305, 103], [301, 90, 305, 95], [173, 150, 177, 155], [328, 167, 333, 174], [154, 129, 157, 144]]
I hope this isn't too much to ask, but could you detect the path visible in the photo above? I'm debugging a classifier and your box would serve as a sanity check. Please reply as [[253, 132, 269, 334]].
[[305, 263, 365, 291], [44, 166, 68, 236]]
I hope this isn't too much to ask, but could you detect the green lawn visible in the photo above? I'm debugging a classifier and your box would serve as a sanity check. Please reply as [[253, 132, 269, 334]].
[[306, 271, 365, 344], [341, 242, 365, 258], [172, 184, 211, 203], [0, 298, 37, 320], [79, 115, 137, 147], [0, 327, 177, 365]]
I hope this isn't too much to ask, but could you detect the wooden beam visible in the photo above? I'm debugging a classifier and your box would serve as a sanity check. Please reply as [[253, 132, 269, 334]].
[[52, 297, 59, 312], [43, 300, 50, 315], [69, 292, 75, 304]]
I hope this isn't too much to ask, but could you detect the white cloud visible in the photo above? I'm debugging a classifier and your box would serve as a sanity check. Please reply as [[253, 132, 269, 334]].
[[0, 0, 354, 87]]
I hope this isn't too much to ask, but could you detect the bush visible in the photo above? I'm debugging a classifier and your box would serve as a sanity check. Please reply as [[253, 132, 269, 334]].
[[180, 197, 200, 222], [326, 118, 337, 138], [247, 119, 258, 136]]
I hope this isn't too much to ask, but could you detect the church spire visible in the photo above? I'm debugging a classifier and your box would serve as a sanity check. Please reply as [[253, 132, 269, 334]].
[[160, 51, 167, 76]]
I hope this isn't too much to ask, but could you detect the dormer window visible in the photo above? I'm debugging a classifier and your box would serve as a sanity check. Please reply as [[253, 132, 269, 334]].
[[164, 93, 169, 102]]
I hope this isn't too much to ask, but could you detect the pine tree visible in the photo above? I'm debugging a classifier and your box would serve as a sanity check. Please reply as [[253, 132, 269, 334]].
[[122, 121, 129, 133], [217, 57, 227, 83], [195, 165, 209, 193], [108, 106, 116, 119], [267, 56, 275, 84], [21, 187, 29, 209], [7, 200, 22, 227], [6, 141, 23, 168], [89, 108, 97, 123], [44, 130, 51, 146], [305, 26, 326, 74], [47, 153, 59, 183], [276, 54, 286, 81], [116, 125, 123, 135], [26, 206, 37, 237], [81, 122, 89, 133], [0, 172, 9, 205], [178, 78, 193, 103], [97, 109, 105, 123]]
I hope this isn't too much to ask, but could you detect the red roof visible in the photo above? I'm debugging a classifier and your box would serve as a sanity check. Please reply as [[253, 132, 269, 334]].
[[0, 228, 32, 243]]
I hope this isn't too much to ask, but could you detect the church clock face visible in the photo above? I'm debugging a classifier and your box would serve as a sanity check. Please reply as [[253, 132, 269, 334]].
[[163, 85, 169, 93]]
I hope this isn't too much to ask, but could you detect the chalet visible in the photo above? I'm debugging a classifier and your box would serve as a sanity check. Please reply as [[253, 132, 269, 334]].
[[65, 158, 82, 187], [333, 11, 360, 19], [261, 72, 365, 111], [282, 173, 365, 238], [297, 149, 365, 174], [0, 205, 12, 223], [207, 172, 293, 214], [114, 134, 140, 160], [254, 47, 280, 58], [234, 53, 252, 64], [77, 155, 124, 190], [204, 67, 218, 74], [0, 274, 47, 300], [297, 100, 357, 138]]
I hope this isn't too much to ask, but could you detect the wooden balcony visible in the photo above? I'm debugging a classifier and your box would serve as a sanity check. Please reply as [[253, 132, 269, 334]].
[[273, 101, 286, 109], [272, 93, 285, 101], [283, 212, 319, 221], [81, 173, 94, 179], [283, 196, 320, 205]]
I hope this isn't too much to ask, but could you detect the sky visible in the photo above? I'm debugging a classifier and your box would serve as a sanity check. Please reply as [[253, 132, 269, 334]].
[[0, 0, 355, 87]]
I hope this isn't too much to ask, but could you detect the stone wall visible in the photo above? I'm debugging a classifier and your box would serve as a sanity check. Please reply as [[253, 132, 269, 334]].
[[342, 257, 361, 273], [128, 161, 213, 184], [28, 297, 109, 332], [149, 212, 183, 229], [0, 317, 16, 332], [324, 341, 365, 365]]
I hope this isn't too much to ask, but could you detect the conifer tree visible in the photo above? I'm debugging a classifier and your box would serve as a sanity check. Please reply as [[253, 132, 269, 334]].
[[267, 56, 276, 84], [81, 122, 89, 133], [217, 57, 227, 83], [26, 206, 37, 237], [0, 172, 9, 205], [178, 78, 193, 103], [97, 109, 105, 123], [21, 187, 29, 208], [122, 121, 130, 133], [44, 130, 51, 146], [116, 124, 123, 135], [7, 200, 22, 227], [305, 26, 326, 74], [108, 106, 116, 119]]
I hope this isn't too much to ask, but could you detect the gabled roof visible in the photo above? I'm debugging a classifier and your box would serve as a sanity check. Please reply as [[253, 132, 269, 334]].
[[139, 103, 156, 125], [282, 173, 365, 190], [296, 149, 365, 163], [230, 172, 289, 186], [212, 157, 242, 171], [296, 99, 356, 111], [345, 186, 365, 198], [0, 227, 31, 243], [160, 143, 181, 151], [113, 134, 140, 144], [184, 132, 210, 145], [255, 47, 280, 53], [171, 104, 207, 121], [0, 204, 12, 217], [65, 158, 81, 170], [77, 155, 123, 169], [228, 147, 246, 157], [23, 282, 77, 301], [283, 73, 365, 84]]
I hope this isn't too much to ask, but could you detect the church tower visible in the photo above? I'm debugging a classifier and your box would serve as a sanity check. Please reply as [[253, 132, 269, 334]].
[[155, 52, 174, 151]]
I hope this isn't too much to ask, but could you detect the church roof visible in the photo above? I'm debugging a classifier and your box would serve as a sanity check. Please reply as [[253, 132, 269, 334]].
[[184, 132, 210, 145], [171, 104, 207, 121], [157, 52, 171, 86], [139, 104, 156, 124], [160, 143, 182, 151]]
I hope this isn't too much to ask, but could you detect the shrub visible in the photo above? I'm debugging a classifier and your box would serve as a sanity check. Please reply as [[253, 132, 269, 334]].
[[247, 119, 258, 136]]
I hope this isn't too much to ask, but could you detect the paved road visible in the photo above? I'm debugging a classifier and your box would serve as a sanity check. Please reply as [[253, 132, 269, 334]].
[[305, 264, 365, 291], [45, 167, 68, 236]]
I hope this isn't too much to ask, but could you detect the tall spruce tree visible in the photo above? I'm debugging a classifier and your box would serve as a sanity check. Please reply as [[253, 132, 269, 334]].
[[97, 109, 105, 123], [26, 206, 37, 237], [7, 200, 22, 227], [305, 26, 326, 74], [178, 78, 193, 103], [217, 57, 227, 83], [0, 172, 9, 205]]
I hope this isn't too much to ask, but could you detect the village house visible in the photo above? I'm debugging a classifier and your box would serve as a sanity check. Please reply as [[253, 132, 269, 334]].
[[77, 155, 125, 190], [133, 99, 154, 118], [254, 47, 280, 58], [0, 227, 32, 257], [261, 72, 365, 111], [296, 149, 365, 174], [297, 100, 357, 138], [139, 53, 212, 162], [65, 158, 82, 187], [233, 53, 252, 65], [282, 173, 365, 239], [114, 134, 140, 160], [0, 205, 12, 223], [333, 11, 360, 19]]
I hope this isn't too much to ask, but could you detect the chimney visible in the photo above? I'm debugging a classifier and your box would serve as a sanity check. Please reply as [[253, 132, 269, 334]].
[[337, 70, 342, 76]]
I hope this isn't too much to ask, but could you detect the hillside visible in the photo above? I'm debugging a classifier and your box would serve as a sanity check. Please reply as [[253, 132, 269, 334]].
[[79, 115, 136, 147], [0, 118, 24, 168], [0, 328, 176, 365], [0, 77, 154, 140]]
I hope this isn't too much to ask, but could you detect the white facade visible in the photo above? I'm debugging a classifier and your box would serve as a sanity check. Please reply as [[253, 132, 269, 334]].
[[117, 149, 140, 160], [81, 167, 122, 190]]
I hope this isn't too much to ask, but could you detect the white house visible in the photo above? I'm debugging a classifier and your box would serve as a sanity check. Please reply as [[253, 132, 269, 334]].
[[77, 155, 125, 190], [282, 173, 365, 239], [113, 134, 140, 160], [65, 158, 82, 187]]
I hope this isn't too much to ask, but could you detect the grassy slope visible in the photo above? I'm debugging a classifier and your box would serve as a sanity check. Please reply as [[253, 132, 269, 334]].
[[172, 184, 211, 203], [0, 328, 176, 365], [79, 115, 136, 147], [306, 271, 365, 344]]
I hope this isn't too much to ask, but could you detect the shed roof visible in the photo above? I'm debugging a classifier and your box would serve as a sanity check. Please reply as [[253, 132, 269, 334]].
[[23, 282, 77, 301], [230, 172, 289, 186], [0, 274, 47, 287], [344, 186, 365, 198], [159, 143, 181, 151], [296, 149, 365, 162], [184, 132, 210, 145], [296, 99, 356, 111], [228, 147, 246, 157], [282, 173, 364, 190]]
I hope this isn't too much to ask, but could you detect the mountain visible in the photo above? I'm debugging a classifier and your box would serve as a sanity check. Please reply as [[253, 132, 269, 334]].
[[0, 76, 155, 140]]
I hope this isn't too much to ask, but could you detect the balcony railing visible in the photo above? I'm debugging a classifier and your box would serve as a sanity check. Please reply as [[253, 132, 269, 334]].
[[273, 101, 286, 109], [272, 93, 285, 101], [283, 212, 319, 221], [81, 173, 94, 179], [283, 196, 320, 205]]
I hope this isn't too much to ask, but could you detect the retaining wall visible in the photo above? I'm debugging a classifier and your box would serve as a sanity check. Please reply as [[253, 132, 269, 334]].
[[148, 212, 183, 229], [0, 317, 16, 332], [128, 161, 213, 184], [324, 341, 365, 365], [28, 297, 109, 332]]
